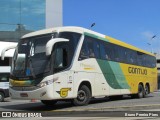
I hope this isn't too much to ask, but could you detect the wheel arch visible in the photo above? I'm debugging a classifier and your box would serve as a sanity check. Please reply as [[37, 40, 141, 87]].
[[78, 80, 92, 96], [139, 82, 144, 88]]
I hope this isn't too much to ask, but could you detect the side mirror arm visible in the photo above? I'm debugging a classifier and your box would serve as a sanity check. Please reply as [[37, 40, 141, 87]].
[[46, 38, 69, 56]]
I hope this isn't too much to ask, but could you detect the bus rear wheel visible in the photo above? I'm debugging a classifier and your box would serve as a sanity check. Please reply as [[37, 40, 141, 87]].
[[72, 85, 91, 106], [0, 92, 4, 102], [137, 84, 145, 98], [41, 100, 57, 106], [145, 84, 149, 96]]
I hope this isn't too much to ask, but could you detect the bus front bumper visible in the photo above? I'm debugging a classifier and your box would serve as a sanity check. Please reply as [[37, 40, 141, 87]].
[[9, 84, 59, 100]]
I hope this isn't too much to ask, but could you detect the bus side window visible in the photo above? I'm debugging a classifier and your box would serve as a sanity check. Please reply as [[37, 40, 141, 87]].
[[113, 45, 120, 62], [106, 43, 114, 61], [93, 40, 100, 59], [89, 48, 95, 58], [0, 74, 9, 82], [0, 58, 9, 66], [137, 51, 143, 66], [85, 36, 100, 59], [100, 42, 106, 60], [0, 77, 7, 82], [79, 40, 89, 60], [118, 47, 126, 63], [87, 38, 95, 58], [79, 36, 100, 60]]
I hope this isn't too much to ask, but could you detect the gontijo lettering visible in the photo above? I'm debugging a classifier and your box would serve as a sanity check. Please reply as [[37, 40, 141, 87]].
[[128, 67, 147, 75]]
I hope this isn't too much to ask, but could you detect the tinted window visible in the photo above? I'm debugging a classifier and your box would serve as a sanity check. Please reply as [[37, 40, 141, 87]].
[[79, 40, 89, 60], [79, 36, 100, 60], [126, 50, 137, 64], [58, 32, 81, 67], [79, 35, 156, 68], [93, 40, 100, 59], [0, 57, 10, 66], [54, 48, 67, 68], [0, 73, 9, 82], [100, 42, 107, 60], [137, 52, 142, 66], [118, 47, 127, 63], [59, 32, 81, 51], [105, 43, 115, 61], [87, 38, 95, 58]]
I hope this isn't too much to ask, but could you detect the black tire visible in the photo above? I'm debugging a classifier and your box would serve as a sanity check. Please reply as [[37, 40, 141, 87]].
[[137, 84, 145, 98], [109, 95, 123, 100], [0, 92, 4, 102], [145, 84, 149, 96], [41, 100, 57, 106], [72, 85, 91, 106], [131, 94, 137, 99]]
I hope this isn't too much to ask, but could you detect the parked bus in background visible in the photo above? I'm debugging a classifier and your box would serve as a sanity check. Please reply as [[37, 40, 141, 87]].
[[0, 42, 17, 102], [3, 27, 157, 105]]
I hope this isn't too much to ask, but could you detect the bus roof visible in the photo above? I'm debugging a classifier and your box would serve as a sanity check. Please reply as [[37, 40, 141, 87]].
[[22, 26, 154, 56], [22, 26, 105, 39], [105, 36, 154, 56]]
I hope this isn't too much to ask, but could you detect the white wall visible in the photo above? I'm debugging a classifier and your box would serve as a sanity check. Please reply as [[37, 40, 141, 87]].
[[46, 0, 63, 28]]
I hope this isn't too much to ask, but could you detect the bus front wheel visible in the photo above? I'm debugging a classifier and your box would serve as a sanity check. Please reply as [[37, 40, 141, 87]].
[[41, 100, 57, 106], [72, 85, 91, 106], [0, 92, 4, 102]]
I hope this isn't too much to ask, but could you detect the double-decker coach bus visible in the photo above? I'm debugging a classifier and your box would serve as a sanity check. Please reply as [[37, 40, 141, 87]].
[[4, 27, 157, 106]]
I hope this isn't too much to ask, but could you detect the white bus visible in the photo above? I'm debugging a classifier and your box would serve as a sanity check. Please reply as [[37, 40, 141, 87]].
[[6, 27, 157, 106], [0, 42, 17, 102]]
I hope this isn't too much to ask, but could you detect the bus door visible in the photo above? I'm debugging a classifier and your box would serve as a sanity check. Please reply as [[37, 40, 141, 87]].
[[53, 43, 74, 97]]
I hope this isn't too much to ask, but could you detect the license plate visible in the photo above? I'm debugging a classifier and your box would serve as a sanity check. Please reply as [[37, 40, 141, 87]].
[[20, 93, 28, 97]]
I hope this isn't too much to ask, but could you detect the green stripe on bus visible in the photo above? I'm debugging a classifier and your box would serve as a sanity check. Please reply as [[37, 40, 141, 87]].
[[96, 59, 130, 89], [84, 32, 109, 42], [109, 62, 130, 89], [96, 59, 122, 89]]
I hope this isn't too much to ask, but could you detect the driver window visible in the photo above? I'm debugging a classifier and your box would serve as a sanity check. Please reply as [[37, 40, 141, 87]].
[[54, 48, 68, 68]]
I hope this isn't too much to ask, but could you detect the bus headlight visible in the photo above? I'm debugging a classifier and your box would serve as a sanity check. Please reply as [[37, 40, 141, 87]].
[[37, 80, 54, 88]]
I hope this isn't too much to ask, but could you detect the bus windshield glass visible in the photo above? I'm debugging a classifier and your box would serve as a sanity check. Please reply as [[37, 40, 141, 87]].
[[11, 33, 57, 78], [11, 32, 81, 78]]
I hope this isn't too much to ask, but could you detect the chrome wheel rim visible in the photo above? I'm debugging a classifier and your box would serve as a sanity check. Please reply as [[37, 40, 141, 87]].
[[77, 90, 86, 101]]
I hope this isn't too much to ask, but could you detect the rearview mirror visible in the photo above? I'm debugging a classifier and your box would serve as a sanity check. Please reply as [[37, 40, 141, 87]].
[[46, 38, 69, 56]]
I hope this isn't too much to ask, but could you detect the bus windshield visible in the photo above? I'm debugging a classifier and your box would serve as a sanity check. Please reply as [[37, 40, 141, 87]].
[[11, 32, 81, 79]]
